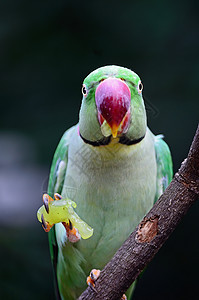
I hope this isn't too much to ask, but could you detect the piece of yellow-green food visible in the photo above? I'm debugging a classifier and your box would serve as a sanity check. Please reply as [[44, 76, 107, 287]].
[[37, 198, 93, 239]]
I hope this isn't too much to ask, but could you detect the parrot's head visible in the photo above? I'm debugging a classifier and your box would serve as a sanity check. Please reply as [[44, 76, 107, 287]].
[[79, 65, 147, 146]]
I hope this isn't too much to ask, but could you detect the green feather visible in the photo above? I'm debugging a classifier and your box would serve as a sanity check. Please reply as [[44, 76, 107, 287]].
[[154, 134, 173, 202]]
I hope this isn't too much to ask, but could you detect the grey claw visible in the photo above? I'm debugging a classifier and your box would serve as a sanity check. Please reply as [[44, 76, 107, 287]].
[[43, 194, 49, 213], [88, 282, 97, 293], [54, 193, 62, 200], [68, 219, 73, 230], [41, 214, 47, 230]]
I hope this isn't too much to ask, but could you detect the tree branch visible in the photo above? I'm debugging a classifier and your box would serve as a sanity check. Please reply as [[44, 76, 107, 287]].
[[78, 124, 199, 300]]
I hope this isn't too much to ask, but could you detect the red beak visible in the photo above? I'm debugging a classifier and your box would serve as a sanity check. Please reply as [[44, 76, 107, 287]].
[[95, 78, 131, 138]]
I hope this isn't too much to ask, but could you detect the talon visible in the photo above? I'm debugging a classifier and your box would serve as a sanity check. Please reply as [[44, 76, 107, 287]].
[[42, 193, 53, 213], [41, 213, 47, 229], [68, 219, 73, 230], [87, 281, 97, 292], [54, 193, 62, 200], [62, 221, 81, 243], [87, 269, 101, 288], [41, 213, 53, 232]]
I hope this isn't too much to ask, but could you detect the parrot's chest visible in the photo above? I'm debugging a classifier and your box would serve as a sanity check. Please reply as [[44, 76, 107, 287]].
[[61, 130, 157, 269]]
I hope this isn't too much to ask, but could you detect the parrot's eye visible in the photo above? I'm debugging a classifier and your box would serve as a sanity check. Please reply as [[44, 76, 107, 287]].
[[82, 84, 88, 97], [137, 81, 143, 94]]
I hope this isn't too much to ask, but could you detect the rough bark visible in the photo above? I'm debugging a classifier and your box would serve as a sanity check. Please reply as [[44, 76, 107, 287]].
[[78, 124, 199, 300]]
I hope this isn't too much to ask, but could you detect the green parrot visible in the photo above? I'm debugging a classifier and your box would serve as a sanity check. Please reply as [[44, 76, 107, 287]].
[[44, 65, 172, 299]]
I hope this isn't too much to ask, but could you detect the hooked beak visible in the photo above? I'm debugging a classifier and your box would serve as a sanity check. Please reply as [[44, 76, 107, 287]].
[[95, 78, 131, 138]]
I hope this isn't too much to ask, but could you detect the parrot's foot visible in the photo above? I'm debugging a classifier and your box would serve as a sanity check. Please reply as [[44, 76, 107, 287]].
[[87, 269, 127, 299], [37, 192, 93, 239], [62, 220, 81, 243], [87, 269, 101, 288], [41, 193, 62, 231]]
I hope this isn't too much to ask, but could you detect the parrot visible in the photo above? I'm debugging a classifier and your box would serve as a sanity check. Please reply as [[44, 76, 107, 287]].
[[42, 65, 173, 299]]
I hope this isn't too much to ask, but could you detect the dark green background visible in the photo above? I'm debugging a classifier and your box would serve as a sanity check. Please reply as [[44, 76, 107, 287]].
[[0, 0, 198, 299]]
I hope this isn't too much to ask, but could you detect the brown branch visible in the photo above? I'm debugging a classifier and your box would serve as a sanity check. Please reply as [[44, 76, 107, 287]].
[[78, 124, 199, 300]]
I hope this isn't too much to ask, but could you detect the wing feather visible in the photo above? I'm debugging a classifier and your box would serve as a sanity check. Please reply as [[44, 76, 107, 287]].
[[47, 126, 76, 299], [154, 135, 173, 203]]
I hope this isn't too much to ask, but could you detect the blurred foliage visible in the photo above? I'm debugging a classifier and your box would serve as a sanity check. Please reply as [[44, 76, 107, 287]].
[[0, 0, 198, 299]]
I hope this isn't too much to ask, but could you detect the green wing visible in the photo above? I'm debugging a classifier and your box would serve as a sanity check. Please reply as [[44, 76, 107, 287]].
[[154, 135, 173, 203], [47, 126, 76, 299]]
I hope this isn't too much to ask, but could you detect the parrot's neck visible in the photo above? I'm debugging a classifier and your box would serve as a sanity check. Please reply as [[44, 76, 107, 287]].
[[80, 132, 145, 147], [76, 127, 151, 166]]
